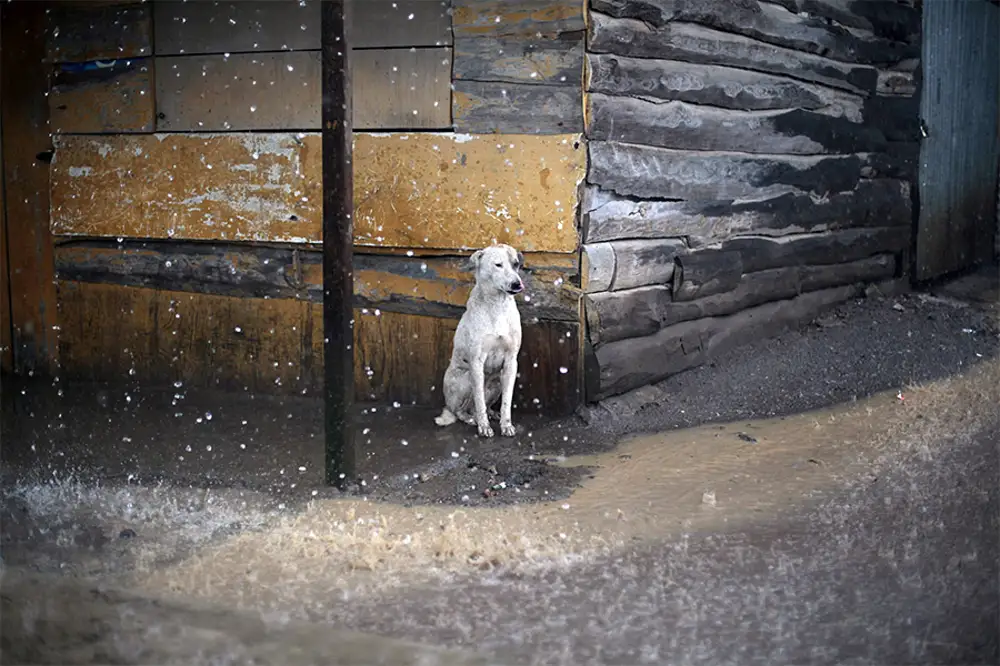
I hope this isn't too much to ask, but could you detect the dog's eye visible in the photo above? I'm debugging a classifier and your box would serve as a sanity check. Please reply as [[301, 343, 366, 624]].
[[495, 262, 503, 267]]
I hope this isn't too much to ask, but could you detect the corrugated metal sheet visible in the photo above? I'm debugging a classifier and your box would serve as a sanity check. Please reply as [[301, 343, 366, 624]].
[[917, 0, 1000, 280]]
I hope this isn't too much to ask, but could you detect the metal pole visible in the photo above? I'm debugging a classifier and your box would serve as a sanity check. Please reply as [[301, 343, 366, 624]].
[[321, 0, 356, 488]]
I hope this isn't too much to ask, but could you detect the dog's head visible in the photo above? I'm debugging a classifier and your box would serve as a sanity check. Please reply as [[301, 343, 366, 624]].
[[466, 244, 524, 296]]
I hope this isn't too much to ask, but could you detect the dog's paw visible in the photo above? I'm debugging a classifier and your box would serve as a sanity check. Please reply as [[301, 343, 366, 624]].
[[477, 422, 494, 438], [500, 421, 516, 437]]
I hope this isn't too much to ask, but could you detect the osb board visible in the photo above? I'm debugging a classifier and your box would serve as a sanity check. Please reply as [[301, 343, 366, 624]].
[[153, 0, 451, 55], [452, 0, 585, 37], [46, 2, 152, 63], [51, 132, 585, 252], [49, 59, 155, 134], [156, 49, 451, 131], [56, 280, 581, 414]]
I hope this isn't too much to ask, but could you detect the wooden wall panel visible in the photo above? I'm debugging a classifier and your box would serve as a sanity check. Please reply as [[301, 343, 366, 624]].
[[2, 3, 59, 375], [56, 281, 581, 414], [52, 132, 585, 252], [153, 0, 451, 55], [49, 59, 155, 134], [46, 2, 152, 63], [453, 32, 584, 85], [155, 49, 452, 131], [52, 242, 580, 322], [0, 37, 9, 373], [453, 80, 583, 134]]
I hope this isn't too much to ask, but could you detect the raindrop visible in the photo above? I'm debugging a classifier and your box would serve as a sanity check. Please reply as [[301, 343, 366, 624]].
[[407, 12, 414, 19], [559, 366, 568, 374], [235, 326, 242, 333], [401, 439, 408, 446], [205, 411, 213, 421], [298, 466, 307, 472], [206, 445, 213, 452]]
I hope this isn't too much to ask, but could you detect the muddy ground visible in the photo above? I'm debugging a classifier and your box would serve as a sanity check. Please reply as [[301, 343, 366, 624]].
[[1, 264, 998, 664]]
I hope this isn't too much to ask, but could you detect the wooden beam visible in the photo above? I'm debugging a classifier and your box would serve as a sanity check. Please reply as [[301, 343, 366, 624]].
[[0, 19, 9, 374], [49, 59, 155, 134], [45, 1, 152, 63], [581, 238, 686, 292], [594, 283, 861, 399], [452, 0, 585, 37], [453, 80, 583, 134], [586, 53, 864, 120], [321, 0, 355, 485], [585, 92, 887, 154], [586, 254, 895, 347], [52, 241, 580, 322], [51, 132, 585, 252], [590, 0, 916, 65], [767, 0, 921, 43], [454, 32, 585, 85], [672, 250, 743, 301], [588, 141, 869, 200], [2, 3, 59, 375], [588, 11, 878, 95], [581, 179, 913, 245]]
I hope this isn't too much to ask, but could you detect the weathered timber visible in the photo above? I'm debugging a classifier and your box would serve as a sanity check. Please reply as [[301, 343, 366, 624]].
[[767, 0, 921, 43], [581, 179, 912, 245], [594, 283, 861, 398], [672, 250, 743, 301], [49, 58, 154, 134], [454, 32, 584, 85], [155, 1, 452, 54], [719, 227, 908, 273], [586, 54, 864, 120], [46, 2, 152, 62], [453, 80, 583, 134], [588, 12, 877, 95], [56, 281, 580, 414], [52, 242, 580, 322], [585, 93, 887, 154], [876, 70, 917, 96], [591, 0, 916, 65], [0, 18, 8, 373], [582, 239, 687, 292], [588, 141, 868, 200], [862, 95, 921, 143], [452, 0, 585, 37], [587, 254, 895, 346], [51, 132, 585, 252], [155, 49, 453, 131], [2, 4, 59, 374]]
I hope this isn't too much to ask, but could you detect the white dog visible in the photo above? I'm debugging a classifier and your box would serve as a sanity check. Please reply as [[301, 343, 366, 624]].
[[435, 244, 524, 437]]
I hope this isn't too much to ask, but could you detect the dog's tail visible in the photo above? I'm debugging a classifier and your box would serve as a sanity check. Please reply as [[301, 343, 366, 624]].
[[434, 408, 457, 427]]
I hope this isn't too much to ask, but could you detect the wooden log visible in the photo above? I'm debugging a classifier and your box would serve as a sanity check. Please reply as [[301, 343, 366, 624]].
[[581, 179, 912, 245], [55, 280, 580, 414], [876, 70, 917, 96], [49, 58, 155, 134], [587, 254, 895, 347], [719, 227, 908, 273], [46, 2, 152, 62], [672, 250, 743, 301], [582, 239, 687, 292], [155, 49, 453, 131], [862, 95, 921, 143], [453, 80, 583, 134], [593, 283, 861, 398], [585, 93, 887, 154], [454, 31, 584, 85], [591, 0, 917, 65], [50, 132, 585, 252], [588, 141, 867, 200], [452, 0, 585, 37], [767, 0, 921, 44], [586, 53, 864, 121], [588, 12, 878, 95], [153, 1, 450, 54], [52, 242, 580, 322]]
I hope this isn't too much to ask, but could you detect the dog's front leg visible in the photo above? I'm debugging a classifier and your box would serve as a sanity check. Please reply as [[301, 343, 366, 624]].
[[499, 355, 517, 437], [470, 354, 493, 438]]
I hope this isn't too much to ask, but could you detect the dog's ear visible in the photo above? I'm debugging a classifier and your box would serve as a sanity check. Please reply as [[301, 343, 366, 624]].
[[506, 245, 524, 269], [464, 249, 483, 272]]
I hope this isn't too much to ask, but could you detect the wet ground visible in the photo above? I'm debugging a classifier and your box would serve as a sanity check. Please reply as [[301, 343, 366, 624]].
[[1, 262, 998, 664]]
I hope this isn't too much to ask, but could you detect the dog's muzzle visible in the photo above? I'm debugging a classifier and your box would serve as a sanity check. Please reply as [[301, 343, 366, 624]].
[[507, 280, 524, 294]]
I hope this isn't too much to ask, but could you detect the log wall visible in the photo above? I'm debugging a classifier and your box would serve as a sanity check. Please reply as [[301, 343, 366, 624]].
[[46, 0, 587, 416], [583, 0, 922, 400]]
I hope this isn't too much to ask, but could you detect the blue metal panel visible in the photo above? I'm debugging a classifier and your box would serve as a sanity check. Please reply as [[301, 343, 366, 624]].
[[917, 0, 1000, 279]]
